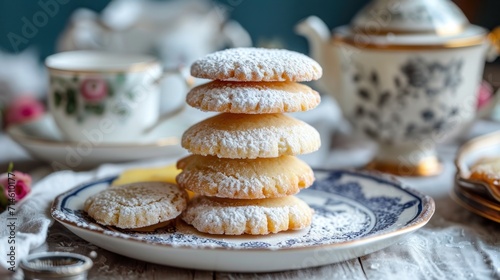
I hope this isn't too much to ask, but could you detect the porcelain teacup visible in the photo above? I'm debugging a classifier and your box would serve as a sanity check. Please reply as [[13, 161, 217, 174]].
[[45, 51, 189, 143]]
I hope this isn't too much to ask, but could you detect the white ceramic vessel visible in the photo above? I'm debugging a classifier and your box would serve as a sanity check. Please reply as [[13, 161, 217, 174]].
[[296, 0, 499, 176]]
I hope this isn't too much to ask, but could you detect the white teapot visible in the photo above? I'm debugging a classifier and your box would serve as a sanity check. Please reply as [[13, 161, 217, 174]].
[[57, 0, 252, 66], [296, 0, 500, 176]]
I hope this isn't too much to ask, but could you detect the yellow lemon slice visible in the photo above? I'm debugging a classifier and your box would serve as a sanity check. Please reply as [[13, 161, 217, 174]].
[[112, 164, 196, 199]]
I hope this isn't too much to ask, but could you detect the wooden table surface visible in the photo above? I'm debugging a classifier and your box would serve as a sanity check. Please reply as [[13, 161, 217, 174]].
[[44, 222, 367, 280]]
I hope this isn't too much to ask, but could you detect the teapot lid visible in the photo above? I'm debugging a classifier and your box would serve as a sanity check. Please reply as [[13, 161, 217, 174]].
[[351, 0, 468, 36], [335, 0, 487, 48]]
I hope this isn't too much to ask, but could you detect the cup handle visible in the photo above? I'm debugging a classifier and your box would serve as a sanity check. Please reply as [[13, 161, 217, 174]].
[[143, 66, 195, 134]]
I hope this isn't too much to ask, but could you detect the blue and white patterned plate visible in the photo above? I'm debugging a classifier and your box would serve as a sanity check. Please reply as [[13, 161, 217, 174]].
[[51, 169, 434, 272]]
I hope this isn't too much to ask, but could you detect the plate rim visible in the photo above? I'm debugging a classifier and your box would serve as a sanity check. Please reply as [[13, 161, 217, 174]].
[[51, 169, 435, 252], [451, 184, 500, 223], [453, 182, 500, 211]]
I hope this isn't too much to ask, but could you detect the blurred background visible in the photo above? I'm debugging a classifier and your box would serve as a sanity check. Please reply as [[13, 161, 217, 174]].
[[1, 0, 500, 59], [0, 0, 365, 58], [1, 0, 500, 129]]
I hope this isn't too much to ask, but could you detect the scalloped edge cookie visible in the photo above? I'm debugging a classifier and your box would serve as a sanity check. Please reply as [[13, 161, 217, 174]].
[[177, 155, 314, 199], [181, 113, 321, 159], [186, 81, 321, 114], [190, 48, 322, 82], [84, 182, 188, 229], [182, 195, 313, 235]]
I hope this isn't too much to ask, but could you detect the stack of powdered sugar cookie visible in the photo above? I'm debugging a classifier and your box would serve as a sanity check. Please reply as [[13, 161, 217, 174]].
[[176, 48, 322, 235]]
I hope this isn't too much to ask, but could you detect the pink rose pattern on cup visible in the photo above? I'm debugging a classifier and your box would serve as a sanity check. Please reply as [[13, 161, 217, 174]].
[[80, 78, 108, 103], [51, 74, 133, 122]]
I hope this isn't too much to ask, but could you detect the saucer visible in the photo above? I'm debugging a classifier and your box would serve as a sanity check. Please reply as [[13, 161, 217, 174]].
[[7, 114, 190, 168]]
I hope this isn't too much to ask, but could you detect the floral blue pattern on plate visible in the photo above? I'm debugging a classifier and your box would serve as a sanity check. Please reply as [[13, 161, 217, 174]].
[[51, 169, 434, 272]]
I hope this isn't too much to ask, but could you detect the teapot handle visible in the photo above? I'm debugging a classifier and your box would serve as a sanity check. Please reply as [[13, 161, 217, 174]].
[[222, 20, 252, 48]]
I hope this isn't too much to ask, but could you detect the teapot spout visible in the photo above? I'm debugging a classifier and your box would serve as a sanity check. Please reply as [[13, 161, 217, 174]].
[[295, 16, 343, 104], [295, 16, 330, 60]]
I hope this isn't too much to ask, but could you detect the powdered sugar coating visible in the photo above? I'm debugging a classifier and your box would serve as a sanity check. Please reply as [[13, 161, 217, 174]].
[[182, 196, 313, 235], [191, 48, 322, 82], [181, 113, 321, 159], [177, 155, 314, 199], [84, 182, 188, 229], [187, 81, 321, 114]]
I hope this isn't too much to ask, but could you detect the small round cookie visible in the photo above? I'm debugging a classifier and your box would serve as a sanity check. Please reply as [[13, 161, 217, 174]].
[[182, 195, 313, 235], [190, 48, 322, 82], [181, 113, 321, 159], [186, 81, 321, 114], [176, 155, 314, 199], [84, 182, 188, 229]]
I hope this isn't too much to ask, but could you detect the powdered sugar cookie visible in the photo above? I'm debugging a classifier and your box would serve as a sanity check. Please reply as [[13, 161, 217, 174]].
[[186, 81, 321, 114], [84, 182, 188, 229], [182, 195, 313, 235], [181, 113, 321, 159], [176, 155, 314, 199], [191, 48, 322, 82]]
